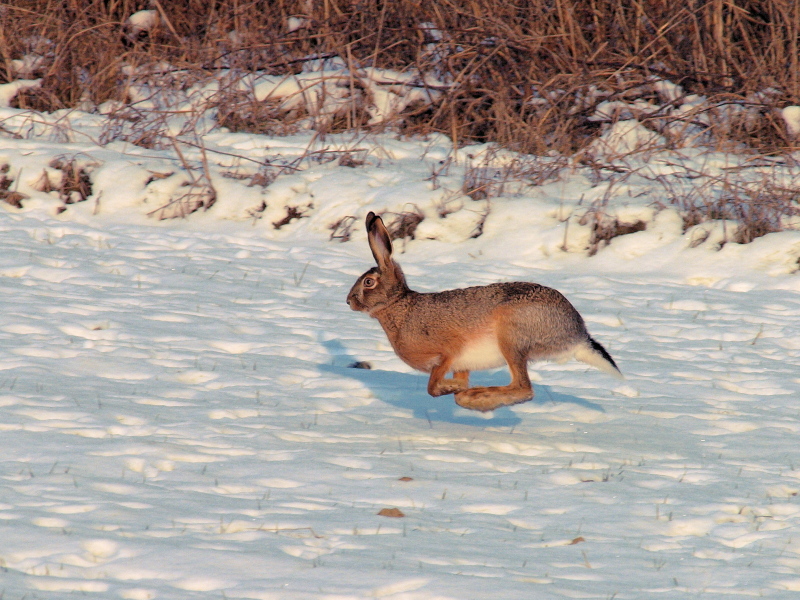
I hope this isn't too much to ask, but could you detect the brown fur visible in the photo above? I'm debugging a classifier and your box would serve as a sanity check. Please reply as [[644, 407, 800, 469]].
[[347, 212, 622, 412]]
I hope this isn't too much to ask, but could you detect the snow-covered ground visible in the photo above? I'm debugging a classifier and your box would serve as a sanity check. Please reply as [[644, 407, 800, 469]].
[[2, 95, 800, 599]]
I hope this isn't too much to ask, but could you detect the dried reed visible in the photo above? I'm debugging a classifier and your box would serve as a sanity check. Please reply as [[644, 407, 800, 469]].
[[3, 1, 800, 154]]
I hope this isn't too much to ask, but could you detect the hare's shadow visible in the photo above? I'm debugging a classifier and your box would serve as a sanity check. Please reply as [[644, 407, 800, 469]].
[[319, 339, 605, 428]]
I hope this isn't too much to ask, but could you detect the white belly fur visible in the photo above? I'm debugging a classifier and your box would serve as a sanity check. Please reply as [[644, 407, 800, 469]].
[[450, 336, 506, 371]]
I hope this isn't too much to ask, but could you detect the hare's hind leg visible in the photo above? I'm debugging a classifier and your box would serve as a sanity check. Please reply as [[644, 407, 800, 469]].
[[427, 360, 470, 397], [453, 370, 469, 388], [453, 350, 533, 412]]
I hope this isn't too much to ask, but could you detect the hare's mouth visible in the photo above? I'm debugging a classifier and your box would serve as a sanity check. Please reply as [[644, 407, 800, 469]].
[[346, 294, 366, 312]]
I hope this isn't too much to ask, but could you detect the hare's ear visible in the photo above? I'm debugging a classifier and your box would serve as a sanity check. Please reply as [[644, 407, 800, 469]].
[[366, 212, 393, 271]]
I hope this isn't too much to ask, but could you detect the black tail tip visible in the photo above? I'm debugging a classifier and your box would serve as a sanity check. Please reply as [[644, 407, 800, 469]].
[[590, 337, 620, 373]]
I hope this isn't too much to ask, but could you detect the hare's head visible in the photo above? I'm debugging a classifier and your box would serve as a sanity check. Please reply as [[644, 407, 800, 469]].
[[347, 212, 408, 314]]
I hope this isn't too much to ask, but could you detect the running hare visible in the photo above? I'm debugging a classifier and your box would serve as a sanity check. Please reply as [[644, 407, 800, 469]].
[[346, 212, 622, 412]]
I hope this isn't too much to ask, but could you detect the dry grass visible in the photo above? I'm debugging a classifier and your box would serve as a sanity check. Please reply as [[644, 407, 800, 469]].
[[147, 181, 216, 220], [28, 156, 95, 211], [586, 217, 648, 256], [654, 168, 800, 246], [48, 157, 93, 204], [575, 184, 649, 255], [329, 215, 358, 242], [383, 207, 426, 242], [272, 205, 311, 230], [0, 164, 26, 208], [463, 149, 566, 200], [3, 1, 800, 239], [3, 1, 800, 155]]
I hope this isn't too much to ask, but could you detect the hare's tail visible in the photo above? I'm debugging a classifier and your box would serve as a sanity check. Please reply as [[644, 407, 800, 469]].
[[574, 337, 623, 379]]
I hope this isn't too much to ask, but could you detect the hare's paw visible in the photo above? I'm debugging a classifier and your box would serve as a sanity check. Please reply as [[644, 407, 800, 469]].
[[429, 379, 469, 397], [428, 370, 470, 397], [454, 386, 533, 412]]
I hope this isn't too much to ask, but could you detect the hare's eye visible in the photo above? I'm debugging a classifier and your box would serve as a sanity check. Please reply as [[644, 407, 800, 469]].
[[363, 277, 377, 289]]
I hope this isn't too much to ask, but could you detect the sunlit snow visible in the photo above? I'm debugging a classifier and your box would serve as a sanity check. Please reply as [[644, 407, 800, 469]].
[[1, 83, 800, 599]]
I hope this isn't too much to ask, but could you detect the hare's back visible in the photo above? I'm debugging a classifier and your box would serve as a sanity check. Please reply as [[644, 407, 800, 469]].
[[490, 282, 588, 345], [414, 282, 585, 334], [428, 281, 575, 309]]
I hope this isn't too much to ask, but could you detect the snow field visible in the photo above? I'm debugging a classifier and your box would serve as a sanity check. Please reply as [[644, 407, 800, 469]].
[[1, 82, 800, 598], [1, 206, 799, 599]]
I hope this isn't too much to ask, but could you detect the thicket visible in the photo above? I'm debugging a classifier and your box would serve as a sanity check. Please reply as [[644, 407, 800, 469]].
[[3, 0, 800, 154], [3, 1, 800, 249]]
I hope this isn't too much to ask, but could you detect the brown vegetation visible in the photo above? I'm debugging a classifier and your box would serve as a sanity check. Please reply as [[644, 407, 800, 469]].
[[2, 1, 800, 243], [0, 164, 26, 207], [3, 1, 800, 155], [656, 172, 800, 245]]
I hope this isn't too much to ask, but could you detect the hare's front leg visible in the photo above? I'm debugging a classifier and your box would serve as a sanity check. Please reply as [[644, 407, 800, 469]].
[[453, 352, 533, 412], [427, 361, 470, 396]]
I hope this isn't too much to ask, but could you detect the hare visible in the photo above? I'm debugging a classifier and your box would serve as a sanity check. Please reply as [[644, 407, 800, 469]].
[[346, 212, 622, 412]]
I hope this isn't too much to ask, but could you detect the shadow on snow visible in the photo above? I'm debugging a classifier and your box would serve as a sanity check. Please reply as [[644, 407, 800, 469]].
[[319, 339, 605, 429]]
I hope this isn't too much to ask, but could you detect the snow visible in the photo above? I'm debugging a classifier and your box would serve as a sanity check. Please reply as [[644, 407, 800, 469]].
[[782, 106, 800, 138], [0, 79, 41, 107], [287, 17, 307, 33], [1, 82, 800, 599], [243, 61, 443, 128], [125, 10, 159, 40]]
